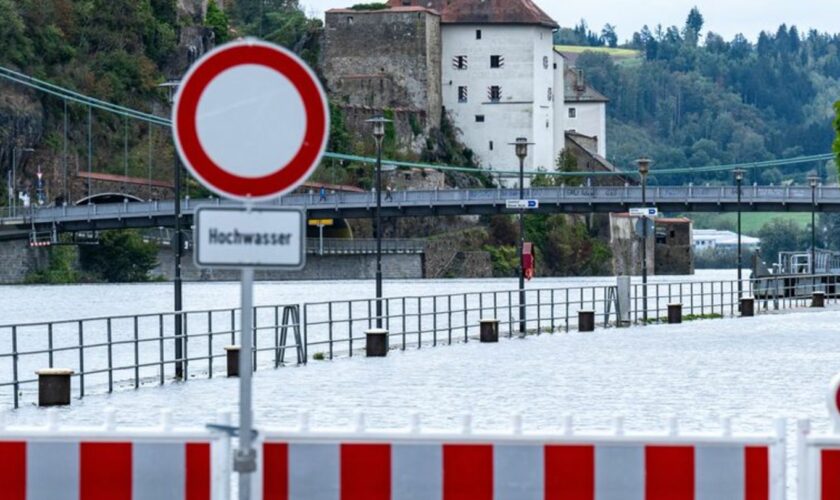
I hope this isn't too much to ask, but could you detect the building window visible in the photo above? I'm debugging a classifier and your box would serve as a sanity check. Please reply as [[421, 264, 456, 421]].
[[488, 86, 502, 102], [548, 87, 553, 101], [476, 29, 482, 40], [490, 55, 504, 68], [569, 108, 577, 118], [475, 115, 485, 123], [458, 86, 468, 103], [489, 141, 494, 151], [543, 56, 549, 69], [346, 16, 354, 25], [453, 55, 468, 70]]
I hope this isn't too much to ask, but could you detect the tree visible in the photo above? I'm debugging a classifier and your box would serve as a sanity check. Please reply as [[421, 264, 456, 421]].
[[601, 24, 618, 48], [685, 7, 704, 39], [757, 219, 806, 263], [80, 230, 158, 282], [834, 101, 840, 170], [205, 0, 230, 44]]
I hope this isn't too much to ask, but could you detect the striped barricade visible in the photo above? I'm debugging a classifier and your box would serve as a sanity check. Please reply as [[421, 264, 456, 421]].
[[256, 414, 786, 500], [797, 373, 840, 500], [0, 409, 231, 500]]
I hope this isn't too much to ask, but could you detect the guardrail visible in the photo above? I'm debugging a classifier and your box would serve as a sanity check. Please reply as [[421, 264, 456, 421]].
[[2, 275, 838, 409], [4, 185, 840, 227], [305, 238, 426, 255]]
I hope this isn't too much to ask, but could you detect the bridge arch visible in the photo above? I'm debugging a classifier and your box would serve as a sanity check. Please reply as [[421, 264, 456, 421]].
[[75, 193, 145, 205]]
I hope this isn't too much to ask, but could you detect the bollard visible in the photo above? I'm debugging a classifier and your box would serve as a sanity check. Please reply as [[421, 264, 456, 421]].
[[225, 346, 240, 377], [668, 303, 683, 324], [578, 310, 595, 332], [479, 319, 499, 343], [740, 297, 755, 317], [36, 368, 74, 407], [812, 291, 826, 308], [366, 329, 389, 357]]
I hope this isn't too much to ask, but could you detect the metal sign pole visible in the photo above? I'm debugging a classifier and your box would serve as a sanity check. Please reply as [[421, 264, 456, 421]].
[[236, 266, 256, 499]]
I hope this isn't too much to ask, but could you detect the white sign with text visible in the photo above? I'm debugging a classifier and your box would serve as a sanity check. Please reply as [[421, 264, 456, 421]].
[[194, 207, 305, 269]]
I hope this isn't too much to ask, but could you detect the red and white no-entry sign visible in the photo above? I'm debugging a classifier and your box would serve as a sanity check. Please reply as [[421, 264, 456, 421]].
[[172, 39, 329, 200]]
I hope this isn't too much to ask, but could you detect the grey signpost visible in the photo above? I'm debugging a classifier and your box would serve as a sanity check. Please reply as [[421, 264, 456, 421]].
[[171, 40, 329, 500]]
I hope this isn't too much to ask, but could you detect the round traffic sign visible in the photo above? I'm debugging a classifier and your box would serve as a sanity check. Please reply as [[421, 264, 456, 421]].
[[172, 39, 329, 201]]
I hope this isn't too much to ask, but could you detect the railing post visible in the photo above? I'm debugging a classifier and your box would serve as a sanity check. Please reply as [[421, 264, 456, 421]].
[[209, 311, 215, 377], [448, 295, 452, 345], [274, 306, 280, 368], [348, 302, 354, 357], [12, 326, 19, 409], [78, 320, 85, 399], [47, 323, 54, 368], [402, 297, 407, 351], [159, 314, 165, 385], [433, 297, 438, 347], [328, 302, 334, 360], [106, 319, 113, 393], [134, 316, 140, 388]]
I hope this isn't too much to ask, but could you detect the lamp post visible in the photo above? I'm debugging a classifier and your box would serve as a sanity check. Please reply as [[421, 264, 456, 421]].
[[160, 80, 184, 379], [637, 158, 650, 323], [11, 147, 34, 217], [809, 175, 820, 275], [511, 138, 532, 337], [366, 117, 391, 329], [733, 168, 746, 298]]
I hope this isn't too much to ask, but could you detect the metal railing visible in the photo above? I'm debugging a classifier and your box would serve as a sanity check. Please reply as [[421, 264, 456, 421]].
[[305, 238, 426, 255], [0, 304, 303, 409], [5, 185, 840, 227], [2, 274, 838, 409]]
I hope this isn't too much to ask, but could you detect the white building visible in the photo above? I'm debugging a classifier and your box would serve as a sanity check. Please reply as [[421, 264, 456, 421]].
[[377, 0, 608, 184], [693, 229, 761, 252]]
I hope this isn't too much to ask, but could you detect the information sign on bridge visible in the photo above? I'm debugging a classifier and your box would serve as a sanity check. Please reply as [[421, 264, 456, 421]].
[[171, 39, 329, 500], [630, 207, 659, 218], [506, 199, 539, 210]]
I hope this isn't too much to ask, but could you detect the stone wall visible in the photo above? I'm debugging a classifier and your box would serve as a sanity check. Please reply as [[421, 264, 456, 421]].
[[609, 213, 655, 277], [322, 7, 442, 152], [155, 248, 425, 281], [0, 240, 50, 284]]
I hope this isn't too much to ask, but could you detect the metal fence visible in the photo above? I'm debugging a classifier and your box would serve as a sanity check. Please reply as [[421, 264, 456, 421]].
[[305, 238, 426, 255], [2, 275, 838, 409]]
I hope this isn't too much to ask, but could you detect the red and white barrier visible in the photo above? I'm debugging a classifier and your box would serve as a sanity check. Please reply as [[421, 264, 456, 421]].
[[0, 409, 231, 500], [256, 414, 786, 500], [797, 373, 840, 500]]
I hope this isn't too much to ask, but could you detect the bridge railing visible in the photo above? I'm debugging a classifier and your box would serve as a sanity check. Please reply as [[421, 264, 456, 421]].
[[305, 238, 426, 255], [2, 274, 839, 409], [8, 185, 840, 226]]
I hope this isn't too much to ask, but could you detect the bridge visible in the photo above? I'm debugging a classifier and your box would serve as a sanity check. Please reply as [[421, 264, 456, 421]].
[[0, 184, 833, 240]]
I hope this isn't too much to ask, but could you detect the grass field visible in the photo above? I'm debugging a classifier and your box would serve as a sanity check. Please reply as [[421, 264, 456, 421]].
[[554, 45, 642, 67], [554, 45, 641, 58], [686, 212, 812, 235]]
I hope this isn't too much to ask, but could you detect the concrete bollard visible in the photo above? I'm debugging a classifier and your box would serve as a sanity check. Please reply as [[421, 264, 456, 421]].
[[479, 319, 500, 343], [36, 368, 74, 407], [366, 329, 389, 357], [812, 291, 826, 308], [740, 297, 755, 317], [578, 310, 595, 332], [668, 304, 683, 324], [225, 346, 240, 377]]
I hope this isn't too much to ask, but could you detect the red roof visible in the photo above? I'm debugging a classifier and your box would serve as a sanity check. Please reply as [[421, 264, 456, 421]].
[[386, 0, 558, 28]]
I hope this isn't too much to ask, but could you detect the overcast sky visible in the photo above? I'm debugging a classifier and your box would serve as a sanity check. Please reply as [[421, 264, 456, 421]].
[[299, 0, 840, 42]]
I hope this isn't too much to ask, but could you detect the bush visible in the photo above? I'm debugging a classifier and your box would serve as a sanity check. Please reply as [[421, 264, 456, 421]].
[[80, 230, 158, 282], [25, 246, 80, 284]]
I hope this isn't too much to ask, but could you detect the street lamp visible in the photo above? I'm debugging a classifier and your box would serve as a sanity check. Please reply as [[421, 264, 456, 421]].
[[366, 116, 391, 329], [637, 158, 651, 323], [10, 147, 34, 216], [733, 168, 746, 298], [510, 137, 533, 337], [159, 80, 184, 379], [809, 175, 820, 275]]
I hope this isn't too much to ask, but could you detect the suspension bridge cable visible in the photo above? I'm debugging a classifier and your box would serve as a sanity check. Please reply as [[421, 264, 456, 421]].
[[1, 64, 834, 180]]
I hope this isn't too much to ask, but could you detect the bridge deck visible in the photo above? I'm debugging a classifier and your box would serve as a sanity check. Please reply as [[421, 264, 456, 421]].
[[0, 186, 835, 238]]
